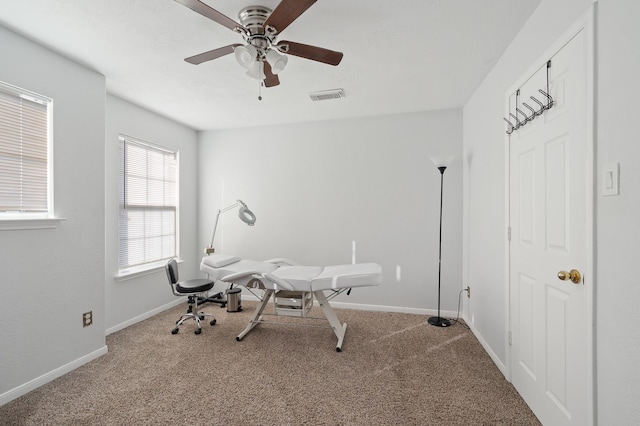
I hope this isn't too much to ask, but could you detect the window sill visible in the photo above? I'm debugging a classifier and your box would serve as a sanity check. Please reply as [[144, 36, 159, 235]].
[[0, 216, 66, 231], [115, 258, 183, 282]]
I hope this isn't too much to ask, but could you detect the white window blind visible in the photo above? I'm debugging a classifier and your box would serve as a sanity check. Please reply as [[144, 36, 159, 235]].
[[0, 82, 50, 213], [118, 136, 178, 271]]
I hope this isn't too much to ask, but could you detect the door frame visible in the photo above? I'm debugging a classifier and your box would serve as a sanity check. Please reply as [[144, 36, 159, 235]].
[[503, 4, 596, 424]]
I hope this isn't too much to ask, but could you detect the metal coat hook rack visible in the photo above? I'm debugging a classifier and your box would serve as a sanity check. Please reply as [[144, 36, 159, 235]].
[[503, 60, 554, 135]]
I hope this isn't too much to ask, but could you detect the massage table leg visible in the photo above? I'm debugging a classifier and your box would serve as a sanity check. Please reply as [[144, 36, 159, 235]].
[[314, 291, 348, 352], [235, 289, 348, 351], [236, 289, 274, 342]]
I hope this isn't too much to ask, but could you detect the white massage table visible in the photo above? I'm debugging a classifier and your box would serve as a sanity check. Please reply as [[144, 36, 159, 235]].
[[200, 254, 382, 351]]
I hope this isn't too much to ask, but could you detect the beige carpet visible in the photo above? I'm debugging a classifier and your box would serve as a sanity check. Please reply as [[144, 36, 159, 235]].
[[1, 300, 540, 425]]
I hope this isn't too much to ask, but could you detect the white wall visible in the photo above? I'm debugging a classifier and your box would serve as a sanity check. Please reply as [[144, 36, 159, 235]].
[[595, 0, 640, 423], [198, 110, 463, 313], [0, 26, 107, 401], [464, 0, 640, 423], [0, 25, 202, 403], [104, 95, 200, 333]]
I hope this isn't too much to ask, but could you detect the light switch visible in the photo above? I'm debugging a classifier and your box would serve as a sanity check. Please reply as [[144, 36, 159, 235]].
[[602, 163, 620, 196]]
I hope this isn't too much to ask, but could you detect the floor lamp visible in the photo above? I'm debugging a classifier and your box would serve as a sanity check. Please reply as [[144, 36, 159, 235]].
[[428, 156, 454, 327]]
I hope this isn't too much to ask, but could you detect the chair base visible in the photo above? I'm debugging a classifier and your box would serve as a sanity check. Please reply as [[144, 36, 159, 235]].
[[172, 311, 216, 335], [188, 292, 227, 310]]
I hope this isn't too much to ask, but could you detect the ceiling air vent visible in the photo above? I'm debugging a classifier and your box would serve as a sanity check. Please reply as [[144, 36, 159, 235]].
[[309, 89, 345, 102]]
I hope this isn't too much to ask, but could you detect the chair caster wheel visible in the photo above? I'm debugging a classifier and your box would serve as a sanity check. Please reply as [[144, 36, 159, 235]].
[[221, 304, 226, 308], [194, 328, 202, 335], [236, 336, 241, 341], [171, 328, 179, 335], [210, 319, 216, 326], [199, 315, 205, 320], [336, 347, 342, 352]]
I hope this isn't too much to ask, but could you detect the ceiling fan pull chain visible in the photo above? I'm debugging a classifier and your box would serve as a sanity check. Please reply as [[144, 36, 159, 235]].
[[258, 80, 263, 101]]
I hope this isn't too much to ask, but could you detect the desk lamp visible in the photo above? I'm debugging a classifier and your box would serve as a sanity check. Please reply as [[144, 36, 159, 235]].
[[205, 199, 256, 254]]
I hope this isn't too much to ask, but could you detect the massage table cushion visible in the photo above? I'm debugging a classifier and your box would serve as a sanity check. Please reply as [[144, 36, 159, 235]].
[[269, 264, 382, 291], [200, 255, 382, 291]]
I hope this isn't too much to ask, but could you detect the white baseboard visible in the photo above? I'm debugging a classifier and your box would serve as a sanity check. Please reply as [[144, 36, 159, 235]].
[[0, 345, 108, 407], [463, 315, 507, 377], [241, 293, 457, 317], [330, 301, 458, 318], [1, 299, 185, 406], [105, 298, 184, 336]]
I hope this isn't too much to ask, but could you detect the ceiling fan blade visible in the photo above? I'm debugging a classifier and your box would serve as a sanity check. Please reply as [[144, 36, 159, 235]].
[[185, 44, 241, 65], [263, 0, 316, 33], [175, 0, 245, 32], [279, 41, 343, 66], [263, 62, 280, 87]]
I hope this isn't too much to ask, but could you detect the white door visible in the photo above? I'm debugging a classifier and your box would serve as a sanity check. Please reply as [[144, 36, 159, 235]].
[[508, 19, 592, 426]]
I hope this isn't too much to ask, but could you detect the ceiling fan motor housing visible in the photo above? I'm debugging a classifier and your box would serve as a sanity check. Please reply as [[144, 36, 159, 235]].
[[237, 6, 278, 61], [238, 6, 272, 34]]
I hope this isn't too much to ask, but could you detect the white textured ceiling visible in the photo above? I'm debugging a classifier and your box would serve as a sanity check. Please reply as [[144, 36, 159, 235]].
[[0, 0, 540, 130]]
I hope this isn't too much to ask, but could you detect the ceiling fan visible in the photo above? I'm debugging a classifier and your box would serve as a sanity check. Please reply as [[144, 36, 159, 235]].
[[175, 0, 344, 88]]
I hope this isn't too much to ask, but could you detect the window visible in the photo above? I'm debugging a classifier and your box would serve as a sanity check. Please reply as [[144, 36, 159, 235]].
[[0, 81, 52, 220], [118, 135, 178, 276]]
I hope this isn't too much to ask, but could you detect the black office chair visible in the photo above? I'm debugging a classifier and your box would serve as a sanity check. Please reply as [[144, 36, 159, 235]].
[[165, 258, 217, 335]]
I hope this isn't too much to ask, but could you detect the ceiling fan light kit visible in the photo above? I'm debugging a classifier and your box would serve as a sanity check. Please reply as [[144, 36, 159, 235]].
[[234, 44, 257, 69], [246, 60, 265, 80], [265, 49, 288, 74], [175, 0, 343, 92]]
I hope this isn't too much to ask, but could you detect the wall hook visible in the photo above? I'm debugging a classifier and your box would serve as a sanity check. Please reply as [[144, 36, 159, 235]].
[[503, 60, 555, 135], [503, 117, 515, 134], [529, 96, 546, 115], [516, 108, 531, 124], [522, 102, 538, 118], [509, 113, 521, 129], [538, 89, 554, 109]]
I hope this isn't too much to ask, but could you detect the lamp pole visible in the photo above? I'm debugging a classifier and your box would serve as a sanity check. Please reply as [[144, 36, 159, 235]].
[[428, 165, 451, 327]]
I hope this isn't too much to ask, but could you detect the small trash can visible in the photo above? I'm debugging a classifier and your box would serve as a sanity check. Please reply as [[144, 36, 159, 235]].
[[226, 287, 242, 312]]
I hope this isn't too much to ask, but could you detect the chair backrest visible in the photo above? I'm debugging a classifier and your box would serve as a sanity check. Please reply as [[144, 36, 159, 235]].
[[165, 258, 179, 284]]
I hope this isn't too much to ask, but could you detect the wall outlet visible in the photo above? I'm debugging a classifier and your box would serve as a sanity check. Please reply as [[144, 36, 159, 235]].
[[82, 311, 93, 327], [466, 286, 471, 298]]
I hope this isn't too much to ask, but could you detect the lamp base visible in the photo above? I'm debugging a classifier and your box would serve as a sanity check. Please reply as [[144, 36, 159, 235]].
[[428, 316, 451, 327]]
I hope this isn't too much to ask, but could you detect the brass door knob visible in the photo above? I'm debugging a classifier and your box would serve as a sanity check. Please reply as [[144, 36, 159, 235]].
[[557, 269, 581, 284]]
